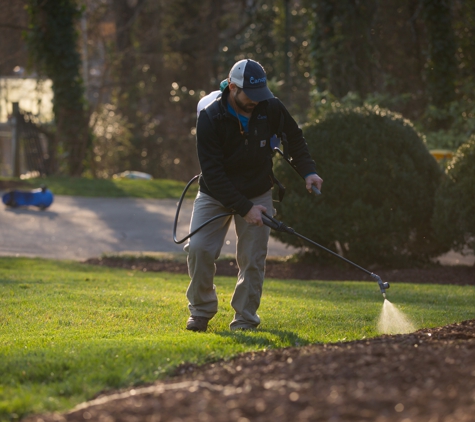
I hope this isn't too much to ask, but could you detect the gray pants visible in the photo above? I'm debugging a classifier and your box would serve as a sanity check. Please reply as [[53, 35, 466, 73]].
[[184, 190, 273, 329]]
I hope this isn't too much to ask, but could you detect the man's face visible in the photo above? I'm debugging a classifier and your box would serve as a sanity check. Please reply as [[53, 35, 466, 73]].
[[232, 87, 258, 114]]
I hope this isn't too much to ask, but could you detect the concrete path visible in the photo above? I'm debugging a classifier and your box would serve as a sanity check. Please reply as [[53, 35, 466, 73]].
[[0, 195, 296, 260], [0, 194, 473, 265]]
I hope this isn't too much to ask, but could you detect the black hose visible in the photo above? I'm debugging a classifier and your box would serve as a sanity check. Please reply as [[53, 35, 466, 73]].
[[172, 175, 235, 244]]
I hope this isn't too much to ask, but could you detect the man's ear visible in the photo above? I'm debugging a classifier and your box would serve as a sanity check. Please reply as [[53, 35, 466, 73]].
[[228, 82, 238, 92]]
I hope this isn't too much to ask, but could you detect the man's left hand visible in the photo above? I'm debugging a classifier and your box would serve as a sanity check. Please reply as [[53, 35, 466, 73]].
[[305, 173, 323, 193]]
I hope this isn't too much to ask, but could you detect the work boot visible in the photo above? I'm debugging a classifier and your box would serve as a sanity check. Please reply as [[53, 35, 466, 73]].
[[186, 316, 209, 332]]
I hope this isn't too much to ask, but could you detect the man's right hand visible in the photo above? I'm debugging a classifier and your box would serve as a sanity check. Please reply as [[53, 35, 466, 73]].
[[243, 205, 267, 226]]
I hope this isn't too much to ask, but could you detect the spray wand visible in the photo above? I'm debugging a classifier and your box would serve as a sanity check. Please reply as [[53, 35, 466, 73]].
[[173, 180, 389, 298], [261, 212, 390, 299]]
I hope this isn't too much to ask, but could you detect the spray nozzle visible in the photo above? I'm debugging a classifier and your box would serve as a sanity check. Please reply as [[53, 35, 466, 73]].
[[371, 273, 390, 298]]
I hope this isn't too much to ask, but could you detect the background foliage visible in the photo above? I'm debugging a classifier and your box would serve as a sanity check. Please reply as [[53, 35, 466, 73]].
[[1, 0, 473, 179]]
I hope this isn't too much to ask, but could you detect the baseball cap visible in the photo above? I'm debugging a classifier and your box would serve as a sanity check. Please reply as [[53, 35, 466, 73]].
[[229, 59, 274, 102]]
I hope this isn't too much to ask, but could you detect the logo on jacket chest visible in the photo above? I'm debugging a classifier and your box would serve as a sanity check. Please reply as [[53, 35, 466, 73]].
[[260, 140, 267, 147]]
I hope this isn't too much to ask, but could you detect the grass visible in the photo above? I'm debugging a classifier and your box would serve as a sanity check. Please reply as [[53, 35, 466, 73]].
[[0, 258, 474, 421], [0, 176, 198, 199]]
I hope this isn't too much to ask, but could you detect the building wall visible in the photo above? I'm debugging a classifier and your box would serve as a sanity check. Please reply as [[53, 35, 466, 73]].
[[0, 78, 53, 123]]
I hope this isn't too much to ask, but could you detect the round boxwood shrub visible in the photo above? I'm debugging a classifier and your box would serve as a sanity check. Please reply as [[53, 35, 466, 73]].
[[272, 106, 447, 267], [432, 136, 475, 255]]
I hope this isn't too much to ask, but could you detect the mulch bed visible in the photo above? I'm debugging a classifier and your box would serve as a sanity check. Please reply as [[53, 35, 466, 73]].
[[25, 319, 475, 422], [85, 256, 475, 285]]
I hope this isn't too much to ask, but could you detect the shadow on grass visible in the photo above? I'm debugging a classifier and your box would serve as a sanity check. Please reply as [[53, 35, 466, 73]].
[[216, 328, 313, 348]]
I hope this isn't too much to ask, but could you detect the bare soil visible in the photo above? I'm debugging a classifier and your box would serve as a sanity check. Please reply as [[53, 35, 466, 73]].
[[22, 258, 475, 422]]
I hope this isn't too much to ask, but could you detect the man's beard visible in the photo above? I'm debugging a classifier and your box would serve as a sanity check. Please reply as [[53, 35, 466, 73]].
[[234, 92, 256, 114]]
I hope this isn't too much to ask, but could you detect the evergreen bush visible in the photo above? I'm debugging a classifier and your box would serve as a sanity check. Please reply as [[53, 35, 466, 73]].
[[432, 136, 475, 256], [272, 106, 448, 267]]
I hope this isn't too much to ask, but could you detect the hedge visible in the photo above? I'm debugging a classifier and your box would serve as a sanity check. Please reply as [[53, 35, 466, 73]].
[[271, 106, 448, 267]]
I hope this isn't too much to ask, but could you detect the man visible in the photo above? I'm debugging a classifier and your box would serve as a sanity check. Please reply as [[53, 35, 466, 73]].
[[185, 59, 322, 332]]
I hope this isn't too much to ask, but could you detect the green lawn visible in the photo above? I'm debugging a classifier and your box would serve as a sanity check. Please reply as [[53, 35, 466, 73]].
[[0, 258, 473, 421], [0, 176, 197, 199]]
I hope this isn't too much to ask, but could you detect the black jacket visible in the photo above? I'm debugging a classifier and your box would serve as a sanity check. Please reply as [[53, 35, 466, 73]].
[[196, 88, 316, 216]]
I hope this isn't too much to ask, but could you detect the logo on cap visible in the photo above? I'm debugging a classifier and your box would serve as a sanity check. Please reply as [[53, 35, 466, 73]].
[[249, 76, 266, 85]]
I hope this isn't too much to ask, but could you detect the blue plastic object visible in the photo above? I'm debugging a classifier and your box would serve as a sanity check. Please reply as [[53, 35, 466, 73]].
[[2, 186, 54, 210]]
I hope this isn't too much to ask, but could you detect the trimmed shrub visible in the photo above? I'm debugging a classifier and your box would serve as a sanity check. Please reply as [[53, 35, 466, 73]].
[[432, 136, 475, 255], [272, 106, 448, 267]]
